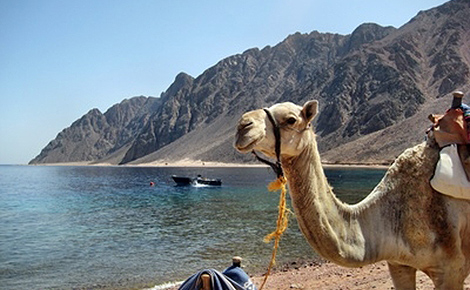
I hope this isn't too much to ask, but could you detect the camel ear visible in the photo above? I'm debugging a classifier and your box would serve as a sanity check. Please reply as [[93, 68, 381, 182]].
[[428, 114, 443, 124], [302, 100, 318, 123]]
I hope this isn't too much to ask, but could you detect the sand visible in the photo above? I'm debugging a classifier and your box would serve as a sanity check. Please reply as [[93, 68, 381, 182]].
[[35, 159, 390, 169], [135, 160, 389, 169], [163, 259, 470, 289], [249, 260, 470, 289]]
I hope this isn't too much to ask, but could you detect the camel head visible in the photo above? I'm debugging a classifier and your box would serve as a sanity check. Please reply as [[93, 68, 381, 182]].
[[428, 108, 468, 148], [235, 100, 318, 159], [428, 91, 469, 147]]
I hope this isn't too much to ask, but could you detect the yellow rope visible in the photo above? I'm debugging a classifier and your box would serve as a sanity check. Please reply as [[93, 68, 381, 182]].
[[259, 175, 290, 290]]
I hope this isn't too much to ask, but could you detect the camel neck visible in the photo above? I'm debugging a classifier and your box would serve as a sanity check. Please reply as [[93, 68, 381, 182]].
[[281, 136, 442, 267], [282, 138, 376, 266]]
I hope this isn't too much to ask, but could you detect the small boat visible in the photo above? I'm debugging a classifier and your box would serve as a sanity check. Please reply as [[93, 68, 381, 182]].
[[171, 175, 222, 186], [171, 176, 193, 186]]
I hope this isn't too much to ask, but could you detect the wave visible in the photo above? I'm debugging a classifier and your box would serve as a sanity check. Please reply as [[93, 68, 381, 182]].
[[144, 280, 183, 290]]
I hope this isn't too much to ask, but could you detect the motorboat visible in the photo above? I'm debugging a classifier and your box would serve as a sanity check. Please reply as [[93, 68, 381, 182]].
[[171, 175, 222, 186]]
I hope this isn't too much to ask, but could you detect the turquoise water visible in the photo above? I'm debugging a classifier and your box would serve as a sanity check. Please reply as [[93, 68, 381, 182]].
[[0, 165, 386, 289]]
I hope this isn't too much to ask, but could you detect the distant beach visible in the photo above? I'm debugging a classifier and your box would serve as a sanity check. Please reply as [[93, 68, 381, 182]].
[[34, 159, 391, 170]]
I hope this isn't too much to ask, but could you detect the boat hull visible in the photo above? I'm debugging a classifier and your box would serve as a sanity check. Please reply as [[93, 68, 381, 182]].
[[171, 176, 193, 186], [171, 175, 222, 186], [195, 178, 222, 186]]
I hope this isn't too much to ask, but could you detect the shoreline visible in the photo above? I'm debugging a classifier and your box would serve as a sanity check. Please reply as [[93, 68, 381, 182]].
[[19, 161, 469, 289], [24, 160, 398, 289], [27, 160, 390, 169]]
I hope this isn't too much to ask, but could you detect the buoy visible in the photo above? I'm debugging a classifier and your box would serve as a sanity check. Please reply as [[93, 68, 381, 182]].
[[150, 182, 155, 186]]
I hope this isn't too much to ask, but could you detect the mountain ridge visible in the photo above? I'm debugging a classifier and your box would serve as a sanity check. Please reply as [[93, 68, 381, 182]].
[[30, 0, 470, 165]]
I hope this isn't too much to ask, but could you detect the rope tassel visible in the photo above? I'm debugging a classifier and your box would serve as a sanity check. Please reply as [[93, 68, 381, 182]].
[[259, 176, 290, 290]]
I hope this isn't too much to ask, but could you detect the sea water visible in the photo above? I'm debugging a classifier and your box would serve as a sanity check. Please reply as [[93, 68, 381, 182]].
[[0, 165, 386, 289]]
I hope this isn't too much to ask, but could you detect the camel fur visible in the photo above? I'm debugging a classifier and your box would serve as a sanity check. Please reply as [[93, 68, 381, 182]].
[[235, 100, 470, 289]]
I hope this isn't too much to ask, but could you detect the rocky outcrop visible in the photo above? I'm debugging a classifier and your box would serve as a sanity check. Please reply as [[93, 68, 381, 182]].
[[30, 0, 470, 165], [29, 97, 161, 164]]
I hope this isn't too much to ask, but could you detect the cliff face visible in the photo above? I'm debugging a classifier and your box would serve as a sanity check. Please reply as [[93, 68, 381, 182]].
[[30, 0, 470, 165]]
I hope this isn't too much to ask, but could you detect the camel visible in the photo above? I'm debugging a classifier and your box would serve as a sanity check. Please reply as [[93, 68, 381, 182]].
[[234, 100, 470, 289]]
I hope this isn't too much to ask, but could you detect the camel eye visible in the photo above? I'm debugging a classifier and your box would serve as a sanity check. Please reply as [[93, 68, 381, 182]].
[[286, 117, 297, 125]]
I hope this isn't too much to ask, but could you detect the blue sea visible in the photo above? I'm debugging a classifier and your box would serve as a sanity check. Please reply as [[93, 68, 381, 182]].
[[0, 165, 386, 289]]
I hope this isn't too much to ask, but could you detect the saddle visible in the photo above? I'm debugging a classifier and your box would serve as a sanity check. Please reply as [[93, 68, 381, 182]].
[[429, 104, 470, 197], [429, 108, 469, 147]]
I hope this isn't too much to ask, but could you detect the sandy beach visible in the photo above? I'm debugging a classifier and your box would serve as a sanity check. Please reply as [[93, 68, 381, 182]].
[[137, 160, 389, 169], [37, 159, 390, 169], [163, 259, 470, 289], [250, 260, 470, 289]]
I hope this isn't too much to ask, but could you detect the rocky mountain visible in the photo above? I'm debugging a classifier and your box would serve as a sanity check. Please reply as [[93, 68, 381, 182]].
[[30, 0, 470, 165], [29, 97, 161, 164]]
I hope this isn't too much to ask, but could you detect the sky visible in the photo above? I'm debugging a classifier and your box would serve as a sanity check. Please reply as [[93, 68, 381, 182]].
[[0, 0, 448, 164]]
